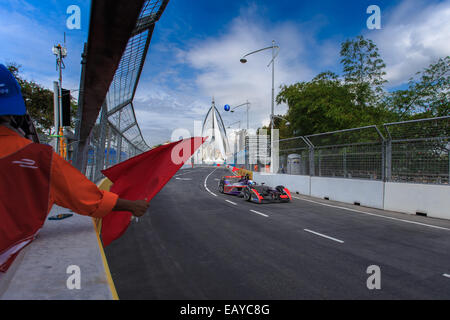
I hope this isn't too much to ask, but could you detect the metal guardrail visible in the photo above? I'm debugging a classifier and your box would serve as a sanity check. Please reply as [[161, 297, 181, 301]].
[[234, 116, 449, 185]]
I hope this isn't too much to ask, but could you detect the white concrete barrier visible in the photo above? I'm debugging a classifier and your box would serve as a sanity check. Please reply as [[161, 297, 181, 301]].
[[235, 170, 450, 220], [253, 172, 311, 195], [310, 177, 385, 209], [384, 182, 450, 219]]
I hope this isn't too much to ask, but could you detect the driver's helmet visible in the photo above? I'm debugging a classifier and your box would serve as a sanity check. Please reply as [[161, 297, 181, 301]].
[[248, 180, 256, 185]]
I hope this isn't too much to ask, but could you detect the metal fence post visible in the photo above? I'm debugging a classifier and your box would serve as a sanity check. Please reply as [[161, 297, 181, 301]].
[[73, 43, 87, 172], [381, 140, 384, 181], [81, 135, 90, 175], [95, 103, 108, 181], [117, 109, 122, 163], [309, 147, 315, 176], [277, 117, 447, 184], [343, 148, 347, 178], [89, 145, 96, 182], [386, 139, 392, 181], [105, 125, 111, 169], [318, 150, 322, 176], [117, 135, 123, 163]]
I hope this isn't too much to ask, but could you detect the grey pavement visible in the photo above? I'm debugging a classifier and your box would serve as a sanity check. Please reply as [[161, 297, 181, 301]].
[[105, 167, 450, 299]]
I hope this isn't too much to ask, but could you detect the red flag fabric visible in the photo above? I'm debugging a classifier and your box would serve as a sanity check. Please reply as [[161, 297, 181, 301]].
[[232, 167, 239, 172], [100, 137, 204, 246]]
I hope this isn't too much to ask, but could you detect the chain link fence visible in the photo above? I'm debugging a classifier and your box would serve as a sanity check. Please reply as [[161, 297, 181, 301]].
[[278, 136, 310, 175], [84, 107, 146, 181], [384, 116, 449, 184], [234, 116, 449, 185], [306, 126, 385, 180], [78, 0, 169, 182]]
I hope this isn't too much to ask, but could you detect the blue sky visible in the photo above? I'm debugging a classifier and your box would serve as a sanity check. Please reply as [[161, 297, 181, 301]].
[[1, 0, 449, 145]]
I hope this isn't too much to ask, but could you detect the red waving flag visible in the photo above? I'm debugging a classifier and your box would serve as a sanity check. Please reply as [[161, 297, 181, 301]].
[[100, 137, 205, 246]]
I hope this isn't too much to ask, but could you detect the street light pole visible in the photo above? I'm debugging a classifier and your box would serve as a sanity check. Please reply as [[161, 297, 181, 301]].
[[271, 40, 275, 173], [228, 101, 250, 130], [240, 41, 279, 172], [52, 38, 67, 158], [227, 120, 241, 129]]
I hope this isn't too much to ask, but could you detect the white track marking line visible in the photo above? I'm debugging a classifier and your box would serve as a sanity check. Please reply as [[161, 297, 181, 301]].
[[174, 171, 192, 177], [225, 200, 237, 205], [443, 274, 450, 279], [304, 229, 344, 244], [293, 196, 450, 232], [250, 210, 269, 218], [175, 177, 192, 181], [204, 168, 218, 197]]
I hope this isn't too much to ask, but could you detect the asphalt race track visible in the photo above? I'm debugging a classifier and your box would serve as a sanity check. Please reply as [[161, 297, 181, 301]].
[[105, 167, 450, 299]]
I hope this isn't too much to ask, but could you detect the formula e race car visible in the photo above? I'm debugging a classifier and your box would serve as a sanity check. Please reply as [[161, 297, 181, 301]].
[[218, 175, 292, 204], [242, 182, 292, 203], [218, 175, 252, 196]]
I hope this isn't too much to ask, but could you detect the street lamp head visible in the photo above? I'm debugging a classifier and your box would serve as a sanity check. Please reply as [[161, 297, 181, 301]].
[[240, 58, 247, 64]]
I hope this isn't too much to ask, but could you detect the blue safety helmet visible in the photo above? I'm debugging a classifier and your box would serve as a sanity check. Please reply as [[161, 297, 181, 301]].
[[0, 64, 26, 116]]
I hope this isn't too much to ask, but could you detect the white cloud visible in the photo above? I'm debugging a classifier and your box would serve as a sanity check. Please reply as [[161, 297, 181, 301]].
[[367, 0, 450, 86], [133, 86, 210, 145], [137, 6, 337, 144], [0, 2, 85, 91], [183, 16, 317, 125], [153, 0, 450, 145], [6, 1, 447, 147]]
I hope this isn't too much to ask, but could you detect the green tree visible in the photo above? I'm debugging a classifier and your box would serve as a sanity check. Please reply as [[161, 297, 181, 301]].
[[276, 71, 364, 136], [273, 115, 291, 139], [264, 37, 447, 139], [257, 114, 291, 140], [6, 63, 78, 134], [340, 35, 387, 108], [387, 56, 449, 118]]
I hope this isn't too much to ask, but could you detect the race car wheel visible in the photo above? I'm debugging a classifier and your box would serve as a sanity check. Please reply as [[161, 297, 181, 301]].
[[243, 188, 251, 201], [218, 183, 224, 193]]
